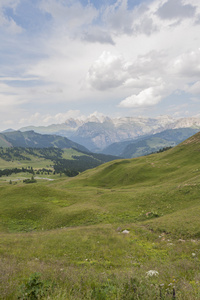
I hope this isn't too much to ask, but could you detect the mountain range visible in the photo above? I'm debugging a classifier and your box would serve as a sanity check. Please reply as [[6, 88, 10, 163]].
[[19, 115, 200, 152], [102, 128, 200, 158]]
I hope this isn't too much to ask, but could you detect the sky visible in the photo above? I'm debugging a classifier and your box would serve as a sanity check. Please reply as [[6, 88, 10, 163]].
[[1, 0, 200, 130]]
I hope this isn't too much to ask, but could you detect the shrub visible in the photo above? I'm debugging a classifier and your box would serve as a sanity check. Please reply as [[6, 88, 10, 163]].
[[23, 178, 37, 184], [18, 273, 51, 300]]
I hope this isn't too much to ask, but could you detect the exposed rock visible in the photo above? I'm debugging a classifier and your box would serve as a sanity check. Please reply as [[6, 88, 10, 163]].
[[122, 230, 130, 234]]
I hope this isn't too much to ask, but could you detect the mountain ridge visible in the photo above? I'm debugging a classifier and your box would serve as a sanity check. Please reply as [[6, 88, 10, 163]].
[[0, 130, 90, 152], [18, 115, 200, 152], [102, 128, 200, 158]]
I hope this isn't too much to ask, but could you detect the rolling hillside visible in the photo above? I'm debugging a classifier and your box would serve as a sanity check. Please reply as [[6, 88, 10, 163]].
[[1, 131, 200, 299], [1, 131, 200, 236]]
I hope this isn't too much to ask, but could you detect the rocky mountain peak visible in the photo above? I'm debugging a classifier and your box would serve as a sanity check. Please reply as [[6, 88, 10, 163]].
[[19, 115, 200, 152]]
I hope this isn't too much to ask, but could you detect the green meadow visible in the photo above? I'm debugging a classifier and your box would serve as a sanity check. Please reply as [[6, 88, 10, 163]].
[[0, 133, 200, 299]]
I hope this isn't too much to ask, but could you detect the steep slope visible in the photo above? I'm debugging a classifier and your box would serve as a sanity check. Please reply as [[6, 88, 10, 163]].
[[0, 135, 12, 147]]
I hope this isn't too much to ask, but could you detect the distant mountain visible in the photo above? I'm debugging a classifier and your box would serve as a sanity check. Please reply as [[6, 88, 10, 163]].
[[103, 128, 200, 158], [1, 128, 16, 133], [0, 130, 89, 152], [19, 115, 200, 152]]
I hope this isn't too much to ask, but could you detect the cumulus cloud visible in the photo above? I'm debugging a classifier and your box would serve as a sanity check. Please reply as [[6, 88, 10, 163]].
[[101, 0, 158, 36], [157, 0, 196, 20], [86, 49, 168, 93], [173, 49, 200, 78], [86, 51, 129, 90], [132, 16, 158, 36], [119, 86, 165, 108]]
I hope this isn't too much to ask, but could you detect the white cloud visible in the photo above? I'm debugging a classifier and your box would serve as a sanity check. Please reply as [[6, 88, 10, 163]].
[[44, 110, 83, 124], [40, 0, 98, 35], [187, 81, 200, 95], [103, 0, 134, 35], [119, 86, 166, 108], [133, 16, 158, 36], [18, 110, 114, 128], [173, 49, 200, 78], [86, 49, 169, 94], [1, 0, 200, 130], [157, 0, 196, 20], [0, 0, 22, 34], [86, 51, 129, 90], [0, 17, 22, 34], [19, 110, 84, 127], [0, 83, 28, 107]]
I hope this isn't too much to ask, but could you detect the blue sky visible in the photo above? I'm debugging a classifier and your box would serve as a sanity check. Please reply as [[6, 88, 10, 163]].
[[0, 0, 200, 130]]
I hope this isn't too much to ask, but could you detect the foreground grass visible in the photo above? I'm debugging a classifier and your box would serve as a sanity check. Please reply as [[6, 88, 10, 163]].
[[1, 224, 200, 299]]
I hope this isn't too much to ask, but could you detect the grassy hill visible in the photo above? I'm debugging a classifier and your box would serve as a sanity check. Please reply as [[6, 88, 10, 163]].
[[0, 132, 200, 299]]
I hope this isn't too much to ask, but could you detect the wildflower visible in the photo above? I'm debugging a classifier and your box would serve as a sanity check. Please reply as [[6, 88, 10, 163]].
[[160, 283, 164, 287], [192, 253, 196, 257], [146, 270, 159, 277], [167, 243, 174, 246], [168, 283, 173, 287]]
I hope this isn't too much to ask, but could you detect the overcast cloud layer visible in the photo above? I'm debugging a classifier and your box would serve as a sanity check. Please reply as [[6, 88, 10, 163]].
[[0, 0, 200, 130]]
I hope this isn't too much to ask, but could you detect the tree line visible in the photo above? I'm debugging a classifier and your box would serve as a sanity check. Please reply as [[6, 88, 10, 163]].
[[0, 147, 118, 177]]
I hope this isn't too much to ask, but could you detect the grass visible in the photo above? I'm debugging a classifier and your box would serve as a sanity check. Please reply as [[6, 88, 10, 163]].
[[1, 132, 200, 298], [1, 224, 200, 299]]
